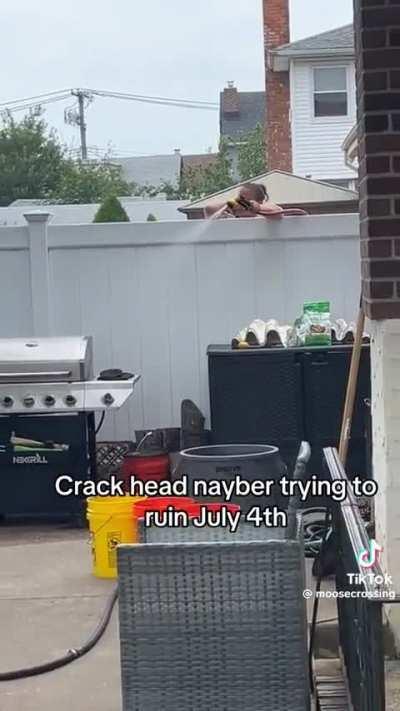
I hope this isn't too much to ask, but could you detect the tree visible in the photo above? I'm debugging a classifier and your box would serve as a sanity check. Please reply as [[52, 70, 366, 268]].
[[183, 138, 232, 199], [142, 128, 266, 202], [50, 160, 134, 204], [155, 138, 233, 201], [146, 213, 157, 221], [93, 195, 130, 223], [0, 108, 136, 206], [0, 108, 66, 206], [237, 124, 266, 181]]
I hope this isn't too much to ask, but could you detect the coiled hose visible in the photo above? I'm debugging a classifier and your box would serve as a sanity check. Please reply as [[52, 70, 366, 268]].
[[0, 586, 118, 681], [302, 508, 331, 557]]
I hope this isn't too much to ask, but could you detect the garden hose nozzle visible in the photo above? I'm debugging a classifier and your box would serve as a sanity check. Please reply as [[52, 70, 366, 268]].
[[236, 197, 253, 210], [227, 197, 253, 211]]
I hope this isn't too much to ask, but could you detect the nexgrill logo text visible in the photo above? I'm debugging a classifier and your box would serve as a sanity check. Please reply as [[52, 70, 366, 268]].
[[13, 454, 49, 465]]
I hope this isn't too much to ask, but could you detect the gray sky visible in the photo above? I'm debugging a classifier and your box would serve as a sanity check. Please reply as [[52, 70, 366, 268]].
[[1, 0, 353, 156]]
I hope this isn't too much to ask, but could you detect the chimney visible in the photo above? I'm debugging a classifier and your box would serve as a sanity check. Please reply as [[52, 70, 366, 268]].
[[263, 0, 292, 172], [222, 82, 240, 116]]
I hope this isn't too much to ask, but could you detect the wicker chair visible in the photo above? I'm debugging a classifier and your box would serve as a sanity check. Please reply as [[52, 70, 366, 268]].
[[118, 532, 310, 711]]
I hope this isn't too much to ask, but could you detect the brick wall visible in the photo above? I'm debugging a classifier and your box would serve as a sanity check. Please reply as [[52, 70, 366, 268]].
[[355, 0, 400, 319], [263, 0, 292, 172]]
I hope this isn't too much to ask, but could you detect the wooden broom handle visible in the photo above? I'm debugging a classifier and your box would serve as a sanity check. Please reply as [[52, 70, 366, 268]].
[[338, 307, 365, 465]]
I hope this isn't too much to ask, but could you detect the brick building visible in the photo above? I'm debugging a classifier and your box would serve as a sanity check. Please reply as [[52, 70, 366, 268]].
[[263, 2, 357, 187]]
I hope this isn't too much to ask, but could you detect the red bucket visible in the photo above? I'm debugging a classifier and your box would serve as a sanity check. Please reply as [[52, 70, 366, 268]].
[[133, 497, 200, 520], [122, 453, 169, 491], [203, 503, 241, 514]]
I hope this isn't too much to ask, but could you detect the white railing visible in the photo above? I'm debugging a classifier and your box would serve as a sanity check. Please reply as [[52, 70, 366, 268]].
[[0, 212, 361, 439]]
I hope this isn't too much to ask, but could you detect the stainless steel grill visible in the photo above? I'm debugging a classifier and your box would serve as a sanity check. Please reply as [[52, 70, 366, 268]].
[[0, 336, 139, 414]]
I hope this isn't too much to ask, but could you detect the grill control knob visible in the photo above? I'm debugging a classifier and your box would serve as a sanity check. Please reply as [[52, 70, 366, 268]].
[[23, 395, 35, 408], [102, 393, 115, 406], [64, 394, 77, 407], [2, 396, 14, 408], [43, 395, 56, 407]]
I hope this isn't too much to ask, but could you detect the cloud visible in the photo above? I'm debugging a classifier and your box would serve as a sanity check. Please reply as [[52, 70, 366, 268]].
[[0, 0, 353, 154]]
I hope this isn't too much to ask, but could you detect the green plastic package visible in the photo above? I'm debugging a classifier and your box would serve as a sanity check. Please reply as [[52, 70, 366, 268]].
[[303, 301, 331, 346]]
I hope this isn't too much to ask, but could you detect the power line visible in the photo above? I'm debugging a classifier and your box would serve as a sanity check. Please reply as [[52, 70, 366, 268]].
[[0, 89, 71, 108], [88, 88, 218, 109], [67, 145, 170, 158], [0, 93, 71, 115], [0, 86, 220, 159], [0, 87, 219, 112]]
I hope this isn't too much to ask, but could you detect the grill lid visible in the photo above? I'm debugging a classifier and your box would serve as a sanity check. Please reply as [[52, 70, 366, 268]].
[[0, 336, 93, 383]]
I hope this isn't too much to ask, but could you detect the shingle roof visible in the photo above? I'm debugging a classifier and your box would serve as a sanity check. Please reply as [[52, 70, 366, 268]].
[[275, 24, 354, 55], [117, 154, 181, 188], [220, 91, 265, 141]]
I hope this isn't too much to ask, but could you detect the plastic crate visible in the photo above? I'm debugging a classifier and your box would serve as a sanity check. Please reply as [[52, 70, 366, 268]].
[[96, 441, 133, 479]]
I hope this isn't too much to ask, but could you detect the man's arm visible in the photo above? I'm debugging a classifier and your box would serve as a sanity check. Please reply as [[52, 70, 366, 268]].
[[204, 202, 233, 218]]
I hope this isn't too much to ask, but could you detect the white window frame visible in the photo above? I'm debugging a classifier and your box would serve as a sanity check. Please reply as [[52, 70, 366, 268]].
[[311, 65, 349, 122]]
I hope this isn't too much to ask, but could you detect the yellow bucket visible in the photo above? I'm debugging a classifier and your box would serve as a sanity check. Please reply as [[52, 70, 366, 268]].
[[87, 496, 145, 579]]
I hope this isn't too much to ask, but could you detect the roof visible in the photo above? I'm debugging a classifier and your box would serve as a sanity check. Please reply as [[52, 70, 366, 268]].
[[179, 170, 358, 213], [276, 24, 354, 54], [270, 24, 354, 70], [220, 91, 265, 141], [0, 199, 186, 225], [182, 154, 218, 172], [116, 154, 182, 188]]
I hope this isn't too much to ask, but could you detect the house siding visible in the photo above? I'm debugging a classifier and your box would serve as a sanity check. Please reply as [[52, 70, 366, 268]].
[[291, 59, 357, 182]]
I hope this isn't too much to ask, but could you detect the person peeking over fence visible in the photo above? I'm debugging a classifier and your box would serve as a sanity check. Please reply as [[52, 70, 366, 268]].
[[204, 182, 308, 220]]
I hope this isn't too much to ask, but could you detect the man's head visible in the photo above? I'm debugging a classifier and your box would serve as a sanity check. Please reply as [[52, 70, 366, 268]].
[[239, 183, 268, 204]]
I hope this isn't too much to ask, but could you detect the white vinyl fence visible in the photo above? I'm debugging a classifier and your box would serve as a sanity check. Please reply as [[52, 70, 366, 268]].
[[0, 212, 361, 439]]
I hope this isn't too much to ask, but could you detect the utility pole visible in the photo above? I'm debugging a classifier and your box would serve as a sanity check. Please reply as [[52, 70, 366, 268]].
[[76, 91, 88, 160], [65, 90, 91, 160]]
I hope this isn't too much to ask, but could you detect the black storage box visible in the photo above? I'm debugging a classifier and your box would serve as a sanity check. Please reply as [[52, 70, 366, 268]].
[[208, 344, 371, 479]]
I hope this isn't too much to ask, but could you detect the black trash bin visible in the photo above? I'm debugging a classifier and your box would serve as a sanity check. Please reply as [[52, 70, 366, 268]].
[[175, 443, 287, 513]]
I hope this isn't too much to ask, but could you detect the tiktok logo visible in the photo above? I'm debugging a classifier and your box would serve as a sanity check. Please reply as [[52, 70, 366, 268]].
[[357, 540, 383, 569]]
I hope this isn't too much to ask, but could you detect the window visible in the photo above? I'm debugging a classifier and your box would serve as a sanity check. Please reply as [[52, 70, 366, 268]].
[[313, 67, 348, 117]]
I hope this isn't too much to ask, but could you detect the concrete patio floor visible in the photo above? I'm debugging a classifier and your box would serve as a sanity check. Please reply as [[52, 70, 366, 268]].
[[0, 524, 399, 710], [0, 525, 120, 711]]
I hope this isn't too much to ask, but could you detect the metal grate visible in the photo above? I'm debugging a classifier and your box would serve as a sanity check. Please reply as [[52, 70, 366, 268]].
[[335, 519, 385, 710], [324, 448, 385, 711]]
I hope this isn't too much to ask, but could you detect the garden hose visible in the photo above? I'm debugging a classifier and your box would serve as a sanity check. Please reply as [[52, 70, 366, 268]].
[[301, 508, 331, 558], [0, 484, 329, 683], [0, 586, 118, 681]]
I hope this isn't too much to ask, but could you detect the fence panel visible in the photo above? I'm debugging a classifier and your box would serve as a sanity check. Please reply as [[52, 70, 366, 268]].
[[0, 214, 360, 438]]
